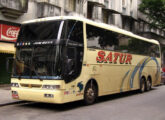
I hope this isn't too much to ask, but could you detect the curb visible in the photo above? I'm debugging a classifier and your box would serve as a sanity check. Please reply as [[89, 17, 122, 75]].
[[0, 101, 27, 107], [0, 84, 10, 87]]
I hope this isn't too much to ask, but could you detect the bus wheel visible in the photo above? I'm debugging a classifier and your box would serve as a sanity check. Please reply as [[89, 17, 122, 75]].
[[140, 77, 146, 93], [146, 78, 152, 91], [84, 82, 97, 105]]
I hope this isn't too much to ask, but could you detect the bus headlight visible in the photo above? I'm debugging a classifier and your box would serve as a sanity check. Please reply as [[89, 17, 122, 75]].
[[11, 83, 19, 87], [42, 85, 60, 90]]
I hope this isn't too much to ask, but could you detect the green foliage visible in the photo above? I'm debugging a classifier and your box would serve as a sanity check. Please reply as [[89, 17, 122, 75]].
[[139, 0, 165, 29]]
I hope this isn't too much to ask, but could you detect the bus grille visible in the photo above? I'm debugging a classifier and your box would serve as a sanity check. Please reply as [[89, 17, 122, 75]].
[[20, 83, 42, 88]]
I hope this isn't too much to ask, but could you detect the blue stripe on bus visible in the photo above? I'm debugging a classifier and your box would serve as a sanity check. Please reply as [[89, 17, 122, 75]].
[[130, 57, 160, 89], [130, 63, 141, 88], [120, 70, 130, 92]]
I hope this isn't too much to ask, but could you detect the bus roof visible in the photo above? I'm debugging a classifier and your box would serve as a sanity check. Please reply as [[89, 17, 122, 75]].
[[23, 16, 159, 45]]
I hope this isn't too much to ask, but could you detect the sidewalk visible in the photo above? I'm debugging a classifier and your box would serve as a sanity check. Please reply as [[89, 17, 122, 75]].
[[0, 85, 23, 106]]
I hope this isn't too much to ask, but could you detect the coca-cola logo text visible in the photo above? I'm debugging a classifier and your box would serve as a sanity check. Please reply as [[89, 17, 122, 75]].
[[6, 27, 20, 38], [0, 24, 20, 42]]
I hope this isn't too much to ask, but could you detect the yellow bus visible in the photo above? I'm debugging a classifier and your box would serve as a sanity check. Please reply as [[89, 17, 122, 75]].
[[11, 16, 161, 105]]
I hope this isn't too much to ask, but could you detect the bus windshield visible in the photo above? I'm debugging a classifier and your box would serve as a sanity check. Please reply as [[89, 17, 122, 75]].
[[13, 20, 63, 79], [13, 46, 62, 80], [13, 20, 84, 81], [18, 20, 61, 42]]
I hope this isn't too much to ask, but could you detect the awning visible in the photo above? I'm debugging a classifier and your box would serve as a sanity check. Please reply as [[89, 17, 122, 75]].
[[102, 7, 121, 14], [0, 42, 15, 54], [88, 0, 105, 7]]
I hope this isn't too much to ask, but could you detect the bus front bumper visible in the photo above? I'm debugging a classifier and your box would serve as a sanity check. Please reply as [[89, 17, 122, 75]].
[[11, 87, 64, 104]]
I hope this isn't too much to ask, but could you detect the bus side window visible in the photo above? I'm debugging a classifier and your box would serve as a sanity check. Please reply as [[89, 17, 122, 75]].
[[63, 47, 79, 83], [67, 47, 76, 75], [63, 21, 84, 83], [86, 24, 102, 49], [100, 31, 118, 50], [86, 24, 119, 50], [67, 21, 84, 44]]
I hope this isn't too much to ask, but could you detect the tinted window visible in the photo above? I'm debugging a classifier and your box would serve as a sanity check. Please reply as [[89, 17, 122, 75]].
[[87, 24, 118, 50], [61, 20, 84, 44], [118, 36, 160, 57], [61, 20, 84, 83], [86, 24, 160, 57], [13, 46, 63, 79], [18, 21, 62, 42]]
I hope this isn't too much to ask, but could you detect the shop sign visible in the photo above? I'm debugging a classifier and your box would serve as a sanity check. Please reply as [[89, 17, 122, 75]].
[[0, 24, 20, 42]]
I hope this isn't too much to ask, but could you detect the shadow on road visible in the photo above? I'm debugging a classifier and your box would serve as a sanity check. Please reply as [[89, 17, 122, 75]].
[[98, 88, 156, 103], [18, 87, 157, 112]]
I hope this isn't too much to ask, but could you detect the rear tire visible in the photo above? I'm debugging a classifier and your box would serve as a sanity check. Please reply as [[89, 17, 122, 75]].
[[146, 78, 152, 91], [84, 82, 98, 105], [139, 77, 146, 93]]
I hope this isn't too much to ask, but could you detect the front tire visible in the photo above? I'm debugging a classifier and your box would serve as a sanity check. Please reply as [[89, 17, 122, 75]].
[[84, 82, 98, 105]]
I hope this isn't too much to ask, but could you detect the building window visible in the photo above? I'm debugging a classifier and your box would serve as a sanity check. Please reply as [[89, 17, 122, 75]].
[[49, 5, 55, 16], [109, 14, 114, 25], [87, 3, 94, 19], [122, 0, 126, 7], [102, 10, 108, 24], [65, 0, 76, 12], [93, 6, 99, 19], [104, 0, 109, 8], [109, 0, 113, 9], [139, 21, 144, 33]]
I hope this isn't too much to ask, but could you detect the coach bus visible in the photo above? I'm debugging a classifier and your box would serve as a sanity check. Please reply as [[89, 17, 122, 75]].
[[10, 16, 161, 105]]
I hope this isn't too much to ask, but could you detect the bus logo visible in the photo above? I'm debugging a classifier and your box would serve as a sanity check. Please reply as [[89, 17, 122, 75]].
[[96, 51, 132, 64]]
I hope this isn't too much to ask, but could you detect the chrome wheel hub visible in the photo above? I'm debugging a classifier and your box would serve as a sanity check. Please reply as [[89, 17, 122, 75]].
[[87, 88, 95, 99]]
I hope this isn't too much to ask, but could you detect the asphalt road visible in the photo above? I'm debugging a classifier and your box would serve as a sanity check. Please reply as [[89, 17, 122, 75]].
[[1, 85, 165, 120]]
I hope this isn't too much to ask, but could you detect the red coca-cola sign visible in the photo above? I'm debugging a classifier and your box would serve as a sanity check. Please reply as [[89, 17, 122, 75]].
[[0, 24, 20, 42]]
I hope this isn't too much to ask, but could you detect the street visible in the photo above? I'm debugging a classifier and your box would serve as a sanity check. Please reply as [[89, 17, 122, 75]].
[[1, 85, 165, 120]]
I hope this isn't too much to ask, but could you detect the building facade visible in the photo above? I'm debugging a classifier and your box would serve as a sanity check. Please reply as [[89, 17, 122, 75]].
[[0, 0, 165, 83]]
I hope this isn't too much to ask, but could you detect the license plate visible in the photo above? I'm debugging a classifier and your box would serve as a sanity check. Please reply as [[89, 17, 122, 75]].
[[12, 91, 19, 99]]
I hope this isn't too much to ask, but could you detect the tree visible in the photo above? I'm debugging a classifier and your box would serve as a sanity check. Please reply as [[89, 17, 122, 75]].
[[139, 0, 165, 29]]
